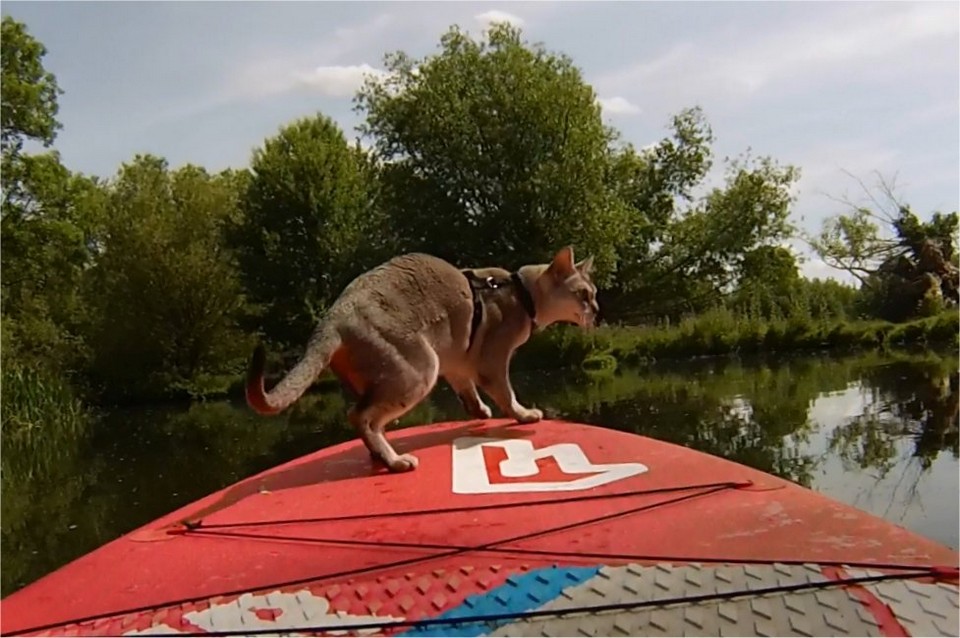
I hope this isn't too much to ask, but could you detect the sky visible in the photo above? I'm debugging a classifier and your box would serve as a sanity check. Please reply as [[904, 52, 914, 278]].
[[4, 1, 958, 282]]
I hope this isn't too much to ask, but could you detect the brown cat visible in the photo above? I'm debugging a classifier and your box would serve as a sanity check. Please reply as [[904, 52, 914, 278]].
[[245, 246, 600, 472]]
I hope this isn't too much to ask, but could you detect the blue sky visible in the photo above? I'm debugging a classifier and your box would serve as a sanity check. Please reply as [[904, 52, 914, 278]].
[[4, 1, 958, 281]]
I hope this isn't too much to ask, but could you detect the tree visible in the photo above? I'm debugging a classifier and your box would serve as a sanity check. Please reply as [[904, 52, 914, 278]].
[[727, 246, 800, 319], [229, 115, 385, 348], [1, 158, 105, 374], [606, 147, 800, 321], [1, 16, 62, 164], [85, 156, 251, 399], [809, 173, 958, 321], [0, 17, 101, 376], [608, 108, 714, 269], [355, 22, 629, 280], [794, 278, 859, 321]]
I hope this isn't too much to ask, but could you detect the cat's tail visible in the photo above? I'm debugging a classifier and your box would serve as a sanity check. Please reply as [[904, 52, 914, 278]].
[[245, 327, 342, 416]]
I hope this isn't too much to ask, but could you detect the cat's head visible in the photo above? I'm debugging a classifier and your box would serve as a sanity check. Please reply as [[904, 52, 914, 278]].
[[533, 246, 600, 329]]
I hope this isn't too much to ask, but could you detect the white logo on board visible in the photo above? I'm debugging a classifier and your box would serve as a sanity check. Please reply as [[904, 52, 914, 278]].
[[451, 436, 648, 494]]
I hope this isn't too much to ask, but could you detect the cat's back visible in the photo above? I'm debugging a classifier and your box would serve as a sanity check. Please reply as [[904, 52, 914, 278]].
[[339, 252, 471, 315], [377, 253, 467, 293]]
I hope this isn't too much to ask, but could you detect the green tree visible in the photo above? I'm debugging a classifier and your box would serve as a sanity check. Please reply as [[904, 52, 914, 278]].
[[728, 245, 801, 319], [229, 114, 385, 348], [607, 108, 714, 277], [809, 174, 958, 321], [85, 156, 251, 399], [355, 23, 628, 280], [1, 16, 61, 165], [1, 161, 105, 374], [724, 250, 859, 322], [793, 278, 859, 320], [608, 150, 800, 321], [0, 16, 102, 376]]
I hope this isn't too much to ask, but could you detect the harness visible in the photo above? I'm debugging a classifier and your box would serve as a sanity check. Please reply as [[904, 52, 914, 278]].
[[462, 270, 537, 351]]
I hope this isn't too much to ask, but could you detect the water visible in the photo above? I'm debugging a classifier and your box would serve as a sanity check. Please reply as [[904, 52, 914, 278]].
[[2, 350, 957, 596]]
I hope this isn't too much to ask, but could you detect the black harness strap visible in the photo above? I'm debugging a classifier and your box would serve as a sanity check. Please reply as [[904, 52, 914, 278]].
[[465, 273, 487, 350], [462, 270, 537, 351], [510, 271, 537, 323]]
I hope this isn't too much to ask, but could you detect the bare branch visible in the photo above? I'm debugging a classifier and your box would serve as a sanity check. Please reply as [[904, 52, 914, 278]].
[[872, 170, 907, 215], [817, 254, 874, 289], [840, 168, 902, 224]]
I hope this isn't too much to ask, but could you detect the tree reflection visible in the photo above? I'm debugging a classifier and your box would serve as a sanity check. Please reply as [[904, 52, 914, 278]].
[[520, 357, 842, 487], [1, 416, 108, 596], [828, 355, 959, 475], [521, 352, 958, 488]]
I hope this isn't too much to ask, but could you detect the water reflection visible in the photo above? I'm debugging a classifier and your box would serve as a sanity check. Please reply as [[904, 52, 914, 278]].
[[827, 359, 959, 473], [2, 351, 957, 596]]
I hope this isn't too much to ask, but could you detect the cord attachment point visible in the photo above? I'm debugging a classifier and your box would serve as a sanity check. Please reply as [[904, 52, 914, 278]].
[[929, 565, 960, 581]]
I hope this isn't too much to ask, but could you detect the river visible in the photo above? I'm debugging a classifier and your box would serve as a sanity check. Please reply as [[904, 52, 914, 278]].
[[2, 350, 957, 596]]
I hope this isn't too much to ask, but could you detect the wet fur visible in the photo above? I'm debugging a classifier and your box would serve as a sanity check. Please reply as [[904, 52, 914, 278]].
[[246, 247, 599, 472]]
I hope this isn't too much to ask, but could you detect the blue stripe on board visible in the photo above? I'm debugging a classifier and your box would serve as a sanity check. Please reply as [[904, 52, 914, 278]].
[[399, 564, 602, 637]]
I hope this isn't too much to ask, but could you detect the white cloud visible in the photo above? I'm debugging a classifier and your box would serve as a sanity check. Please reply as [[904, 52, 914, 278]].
[[225, 13, 399, 101], [225, 6, 519, 104], [130, 13, 402, 133], [210, 6, 551, 107], [474, 10, 525, 28], [598, 96, 641, 116], [294, 64, 388, 97], [597, 3, 958, 105]]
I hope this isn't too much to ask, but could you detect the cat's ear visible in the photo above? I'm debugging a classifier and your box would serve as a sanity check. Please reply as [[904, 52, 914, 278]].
[[575, 256, 594, 277], [547, 246, 576, 281]]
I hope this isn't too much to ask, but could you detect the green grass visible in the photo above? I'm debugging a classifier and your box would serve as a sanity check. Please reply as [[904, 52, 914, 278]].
[[1, 363, 96, 480], [2, 366, 90, 439], [515, 308, 959, 371]]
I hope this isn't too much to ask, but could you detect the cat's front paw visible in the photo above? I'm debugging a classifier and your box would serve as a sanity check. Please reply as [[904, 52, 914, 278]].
[[514, 407, 543, 424], [387, 453, 419, 472]]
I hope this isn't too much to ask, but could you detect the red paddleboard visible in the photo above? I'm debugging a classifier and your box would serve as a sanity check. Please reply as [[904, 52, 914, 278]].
[[2, 419, 958, 637]]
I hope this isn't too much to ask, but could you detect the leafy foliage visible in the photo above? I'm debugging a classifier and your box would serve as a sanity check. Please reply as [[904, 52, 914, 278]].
[[356, 23, 628, 280], [229, 115, 385, 347], [84, 156, 252, 399], [1, 17, 102, 378], [0, 16, 62, 162], [608, 150, 800, 321], [2, 156, 105, 372], [607, 108, 712, 274]]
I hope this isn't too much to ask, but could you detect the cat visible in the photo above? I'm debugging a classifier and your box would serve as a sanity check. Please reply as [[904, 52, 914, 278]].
[[246, 246, 599, 472]]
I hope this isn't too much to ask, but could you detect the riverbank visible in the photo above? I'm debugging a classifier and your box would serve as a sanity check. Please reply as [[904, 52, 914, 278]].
[[4, 310, 957, 415], [514, 308, 959, 372]]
